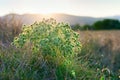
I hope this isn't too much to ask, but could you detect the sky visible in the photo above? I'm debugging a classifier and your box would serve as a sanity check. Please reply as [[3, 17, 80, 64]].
[[0, 0, 120, 17]]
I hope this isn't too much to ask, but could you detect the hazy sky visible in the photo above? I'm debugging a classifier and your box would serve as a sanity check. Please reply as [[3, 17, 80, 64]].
[[0, 0, 120, 17]]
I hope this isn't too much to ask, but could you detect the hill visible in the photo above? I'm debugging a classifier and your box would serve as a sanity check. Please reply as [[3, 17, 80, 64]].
[[1, 13, 120, 26], [0, 13, 100, 26]]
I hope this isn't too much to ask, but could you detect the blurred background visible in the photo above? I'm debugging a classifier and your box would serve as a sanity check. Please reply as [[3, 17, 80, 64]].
[[0, 0, 120, 79]]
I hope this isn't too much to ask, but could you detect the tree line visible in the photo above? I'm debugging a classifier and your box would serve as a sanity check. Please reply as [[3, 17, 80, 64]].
[[72, 19, 120, 30]]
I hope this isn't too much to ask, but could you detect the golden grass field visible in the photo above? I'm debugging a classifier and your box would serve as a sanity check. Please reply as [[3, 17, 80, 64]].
[[79, 30, 120, 51], [78, 30, 120, 74]]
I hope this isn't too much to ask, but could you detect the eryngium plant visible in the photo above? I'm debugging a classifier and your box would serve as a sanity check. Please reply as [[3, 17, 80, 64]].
[[12, 18, 81, 79]]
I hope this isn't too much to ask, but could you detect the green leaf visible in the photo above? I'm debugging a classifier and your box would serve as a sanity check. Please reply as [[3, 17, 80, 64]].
[[100, 75, 105, 80]]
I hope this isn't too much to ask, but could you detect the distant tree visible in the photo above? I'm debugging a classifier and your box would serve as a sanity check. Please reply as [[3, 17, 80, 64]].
[[93, 21, 103, 30], [72, 24, 93, 30], [82, 24, 92, 30], [72, 24, 81, 31], [93, 19, 120, 30]]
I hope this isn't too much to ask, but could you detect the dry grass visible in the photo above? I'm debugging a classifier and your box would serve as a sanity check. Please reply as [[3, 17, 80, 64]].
[[79, 30, 120, 51], [78, 30, 120, 75]]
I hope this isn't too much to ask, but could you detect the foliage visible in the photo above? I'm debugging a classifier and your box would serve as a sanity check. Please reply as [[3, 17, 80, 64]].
[[13, 19, 81, 55], [0, 45, 99, 80], [0, 19, 119, 80], [82, 24, 92, 30], [93, 19, 120, 30], [72, 19, 120, 30], [71, 24, 92, 31], [12, 18, 81, 79], [72, 24, 81, 31]]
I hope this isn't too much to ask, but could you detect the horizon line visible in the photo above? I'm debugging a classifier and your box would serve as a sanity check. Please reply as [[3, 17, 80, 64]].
[[0, 12, 120, 18]]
